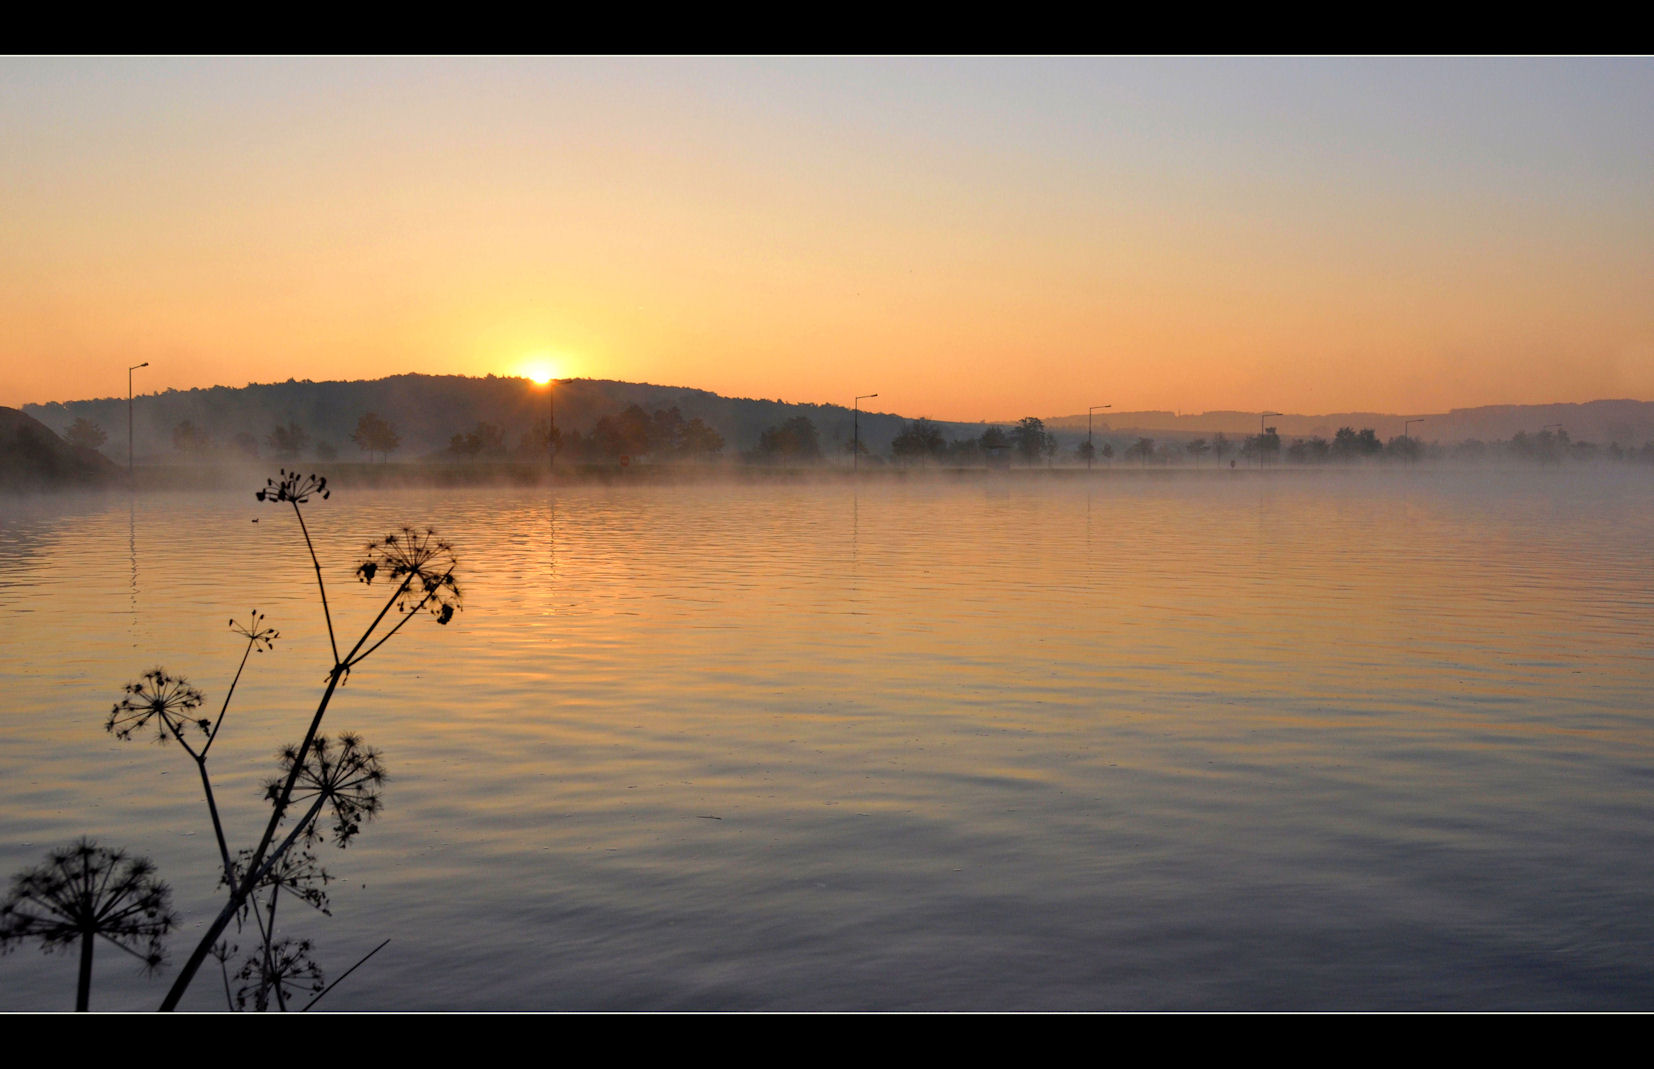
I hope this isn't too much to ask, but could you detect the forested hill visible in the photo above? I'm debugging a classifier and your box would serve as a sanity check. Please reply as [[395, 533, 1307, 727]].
[[21, 375, 936, 463]]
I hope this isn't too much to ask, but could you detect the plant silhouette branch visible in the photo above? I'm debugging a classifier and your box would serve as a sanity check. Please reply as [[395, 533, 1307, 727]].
[[290, 501, 340, 666]]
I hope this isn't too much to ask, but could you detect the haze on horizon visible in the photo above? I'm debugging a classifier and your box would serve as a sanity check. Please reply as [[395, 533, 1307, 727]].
[[3, 56, 1651, 422]]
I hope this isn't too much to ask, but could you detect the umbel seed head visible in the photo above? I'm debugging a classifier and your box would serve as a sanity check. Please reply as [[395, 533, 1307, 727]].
[[256, 470, 330, 505]]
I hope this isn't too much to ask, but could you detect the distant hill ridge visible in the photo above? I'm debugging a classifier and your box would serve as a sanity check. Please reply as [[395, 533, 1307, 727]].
[[1045, 399, 1654, 445], [22, 374, 932, 463], [21, 374, 1654, 463]]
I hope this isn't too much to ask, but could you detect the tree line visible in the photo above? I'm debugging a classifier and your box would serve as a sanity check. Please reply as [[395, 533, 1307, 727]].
[[56, 408, 1654, 470]]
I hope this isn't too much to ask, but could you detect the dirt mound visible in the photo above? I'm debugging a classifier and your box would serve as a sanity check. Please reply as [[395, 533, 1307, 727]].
[[0, 407, 120, 489]]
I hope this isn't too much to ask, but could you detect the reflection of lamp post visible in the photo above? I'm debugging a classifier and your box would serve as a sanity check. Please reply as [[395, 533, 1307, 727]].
[[1088, 404, 1110, 470], [854, 393, 877, 473], [128, 362, 149, 481], [1259, 411, 1280, 468]]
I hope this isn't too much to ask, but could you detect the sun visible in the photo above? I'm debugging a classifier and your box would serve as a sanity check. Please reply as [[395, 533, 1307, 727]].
[[519, 354, 561, 385]]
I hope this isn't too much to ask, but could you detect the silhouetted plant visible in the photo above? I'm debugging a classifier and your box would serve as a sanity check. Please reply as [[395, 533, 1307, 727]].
[[0, 839, 178, 1010], [3, 467, 461, 1010], [150, 468, 459, 1009]]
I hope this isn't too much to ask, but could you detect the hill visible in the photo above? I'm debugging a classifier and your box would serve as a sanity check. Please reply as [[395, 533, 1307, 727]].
[[0, 406, 121, 489], [22, 375, 947, 464]]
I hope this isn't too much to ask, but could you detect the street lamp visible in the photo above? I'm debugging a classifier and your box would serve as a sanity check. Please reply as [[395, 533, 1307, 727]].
[[1403, 418, 1424, 464], [1088, 404, 1110, 470], [128, 362, 149, 481], [854, 393, 877, 473], [545, 379, 557, 472], [1259, 411, 1281, 468]]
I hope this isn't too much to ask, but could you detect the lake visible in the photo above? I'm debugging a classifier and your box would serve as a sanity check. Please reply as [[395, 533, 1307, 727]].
[[3, 468, 1653, 1010]]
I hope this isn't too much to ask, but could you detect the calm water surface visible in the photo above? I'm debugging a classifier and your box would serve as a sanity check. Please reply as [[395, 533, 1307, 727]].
[[2, 470, 1652, 1010]]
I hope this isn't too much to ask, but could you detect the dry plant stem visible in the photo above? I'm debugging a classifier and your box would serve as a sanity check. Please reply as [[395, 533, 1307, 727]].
[[301, 937, 389, 1011], [171, 636, 259, 893], [160, 550, 435, 1010], [78, 930, 93, 1011], [255, 887, 287, 1011], [154, 629, 262, 892], [291, 501, 340, 666], [218, 952, 235, 1011]]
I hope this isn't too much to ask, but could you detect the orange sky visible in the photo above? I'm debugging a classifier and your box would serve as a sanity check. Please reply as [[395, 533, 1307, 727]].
[[3, 57, 1650, 421]]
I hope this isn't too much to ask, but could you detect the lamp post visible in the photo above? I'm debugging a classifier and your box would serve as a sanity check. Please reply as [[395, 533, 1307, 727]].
[[1403, 418, 1424, 464], [1259, 411, 1280, 469], [1087, 404, 1110, 470], [854, 393, 877, 473], [546, 379, 557, 472], [128, 362, 148, 481]]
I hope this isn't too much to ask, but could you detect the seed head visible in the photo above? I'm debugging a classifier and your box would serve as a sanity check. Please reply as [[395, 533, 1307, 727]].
[[255, 469, 329, 505], [107, 669, 207, 743], [356, 527, 461, 624], [267, 733, 387, 847], [1, 839, 177, 972]]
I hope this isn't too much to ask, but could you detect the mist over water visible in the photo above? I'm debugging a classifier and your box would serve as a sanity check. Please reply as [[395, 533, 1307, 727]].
[[3, 469, 1652, 1009]]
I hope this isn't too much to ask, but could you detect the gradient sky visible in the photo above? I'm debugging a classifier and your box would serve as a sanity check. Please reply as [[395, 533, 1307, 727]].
[[3, 57, 1650, 421]]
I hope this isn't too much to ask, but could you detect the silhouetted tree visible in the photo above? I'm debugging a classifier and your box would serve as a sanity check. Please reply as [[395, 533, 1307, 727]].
[[891, 418, 947, 464], [1287, 436, 1330, 463], [758, 416, 822, 461], [1212, 433, 1232, 466], [447, 422, 506, 458], [1011, 417, 1048, 465], [1242, 428, 1281, 463], [350, 413, 400, 463], [65, 418, 108, 452], [651, 407, 686, 454], [267, 422, 309, 461], [979, 426, 1011, 468], [1127, 437, 1155, 466], [1186, 438, 1211, 465], [590, 405, 654, 459], [947, 436, 983, 466], [172, 420, 210, 455], [1331, 427, 1382, 460], [517, 419, 562, 459], [678, 417, 725, 458]]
